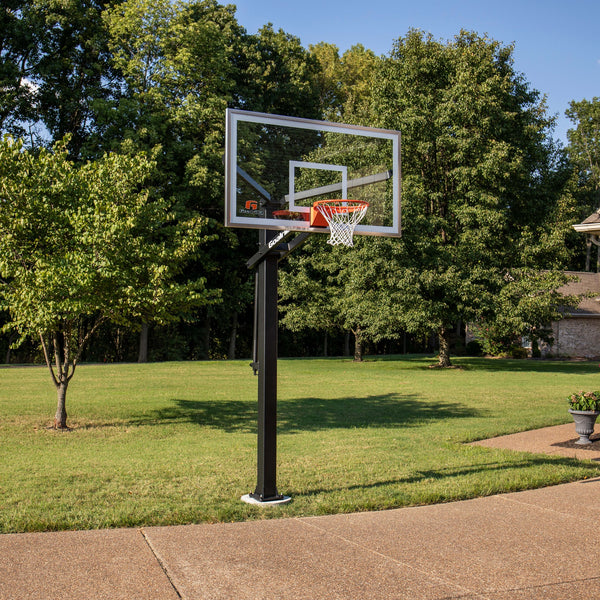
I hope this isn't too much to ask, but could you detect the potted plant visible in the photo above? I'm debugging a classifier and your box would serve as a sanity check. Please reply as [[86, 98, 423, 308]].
[[567, 391, 600, 445]]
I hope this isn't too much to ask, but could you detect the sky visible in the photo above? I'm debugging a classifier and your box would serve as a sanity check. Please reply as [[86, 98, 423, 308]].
[[232, 0, 600, 145]]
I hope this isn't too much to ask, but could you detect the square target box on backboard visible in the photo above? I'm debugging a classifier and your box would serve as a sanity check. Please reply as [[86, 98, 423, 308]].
[[224, 109, 401, 238]]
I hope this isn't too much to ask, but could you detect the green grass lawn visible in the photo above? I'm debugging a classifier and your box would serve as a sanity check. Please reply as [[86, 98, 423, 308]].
[[1, 355, 600, 533]]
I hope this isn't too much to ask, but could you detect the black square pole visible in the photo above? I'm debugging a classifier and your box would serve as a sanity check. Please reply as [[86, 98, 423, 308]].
[[249, 229, 286, 502]]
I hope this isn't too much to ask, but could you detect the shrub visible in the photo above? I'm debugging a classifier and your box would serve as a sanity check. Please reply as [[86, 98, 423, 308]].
[[510, 346, 529, 359], [465, 340, 483, 356]]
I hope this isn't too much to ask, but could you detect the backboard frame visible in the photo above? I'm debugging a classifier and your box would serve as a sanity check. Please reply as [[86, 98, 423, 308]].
[[225, 108, 401, 238]]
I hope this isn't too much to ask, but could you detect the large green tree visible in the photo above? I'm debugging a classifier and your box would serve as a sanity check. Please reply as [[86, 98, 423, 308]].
[[95, 0, 241, 358], [0, 0, 120, 155], [0, 137, 216, 427], [369, 30, 570, 365], [98, 0, 324, 359], [278, 44, 389, 359], [0, 1, 40, 139], [281, 30, 573, 365]]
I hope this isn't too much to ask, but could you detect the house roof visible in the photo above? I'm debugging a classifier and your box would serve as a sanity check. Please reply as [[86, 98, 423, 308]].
[[582, 211, 600, 225], [559, 271, 600, 316]]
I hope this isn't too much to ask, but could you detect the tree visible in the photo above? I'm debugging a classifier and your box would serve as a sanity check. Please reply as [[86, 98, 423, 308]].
[[1, 0, 332, 363], [310, 42, 380, 122], [98, 1, 327, 359], [470, 269, 579, 356], [237, 23, 322, 118], [0, 0, 121, 155], [278, 44, 389, 360], [369, 30, 567, 366], [0, 1, 40, 140], [0, 136, 216, 428], [566, 97, 600, 271], [280, 237, 402, 361], [94, 0, 243, 358], [566, 98, 600, 193]]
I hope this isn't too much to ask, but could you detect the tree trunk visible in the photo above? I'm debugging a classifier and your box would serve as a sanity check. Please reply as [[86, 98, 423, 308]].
[[353, 328, 363, 362], [4, 331, 15, 364], [40, 319, 104, 430], [228, 313, 238, 360], [456, 319, 463, 337], [323, 331, 328, 357], [344, 332, 350, 357], [202, 317, 211, 359], [138, 322, 149, 363], [438, 327, 452, 367], [54, 381, 68, 429]]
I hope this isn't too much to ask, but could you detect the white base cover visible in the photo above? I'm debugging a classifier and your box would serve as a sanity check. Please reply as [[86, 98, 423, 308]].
[[241, 494, 292, 505]]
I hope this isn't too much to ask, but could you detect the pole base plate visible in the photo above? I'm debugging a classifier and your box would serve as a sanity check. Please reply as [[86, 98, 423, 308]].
[[241, 493, 291, 506]]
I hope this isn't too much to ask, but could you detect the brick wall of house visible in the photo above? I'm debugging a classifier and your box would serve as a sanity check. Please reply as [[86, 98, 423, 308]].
[[550, 318, 600, 359]]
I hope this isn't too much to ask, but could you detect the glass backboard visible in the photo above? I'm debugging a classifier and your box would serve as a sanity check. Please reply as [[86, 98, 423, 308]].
[[225, 109, 401, 237]]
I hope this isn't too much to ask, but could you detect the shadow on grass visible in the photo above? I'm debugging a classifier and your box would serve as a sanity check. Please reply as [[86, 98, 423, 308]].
[[405, 356, 600, 374], [292, 456, 600, 499], [360, 353, 599, 374], [132, 393, 482, 433], [457, 358, 600, 374], [279, 394, 480, 434]]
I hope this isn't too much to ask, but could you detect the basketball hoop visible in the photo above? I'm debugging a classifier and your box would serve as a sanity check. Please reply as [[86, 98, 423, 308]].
[[312, 200, 369, 247]]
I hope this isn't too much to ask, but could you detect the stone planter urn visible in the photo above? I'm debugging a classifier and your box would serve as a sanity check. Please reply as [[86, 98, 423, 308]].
[[568, 409, 600, 445]]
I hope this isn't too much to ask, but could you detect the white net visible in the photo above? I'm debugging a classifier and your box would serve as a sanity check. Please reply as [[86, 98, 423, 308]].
[[313, 200, 369, 247]]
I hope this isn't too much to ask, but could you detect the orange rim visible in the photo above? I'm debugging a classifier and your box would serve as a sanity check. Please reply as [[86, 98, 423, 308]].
[[313, 199, 369, 213]]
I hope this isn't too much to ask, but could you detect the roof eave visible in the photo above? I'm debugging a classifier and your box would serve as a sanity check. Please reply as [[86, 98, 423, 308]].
[[573, 223, 600, 234]]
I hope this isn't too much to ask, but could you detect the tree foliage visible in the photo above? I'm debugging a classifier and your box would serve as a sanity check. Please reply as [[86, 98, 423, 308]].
[[0, 136, 216, 426], [1, 0, 120, 155], [567, 97, 600, 195], [565, 97, 600, 272], [369, 30, 568, 364], [280, 237, 402, 360], [310, 42, 380, 122], [281, 30, 573, 365], [0, 1, 40, 139]]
